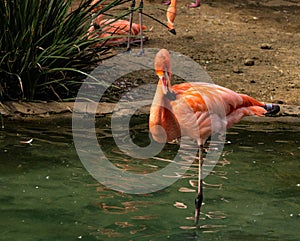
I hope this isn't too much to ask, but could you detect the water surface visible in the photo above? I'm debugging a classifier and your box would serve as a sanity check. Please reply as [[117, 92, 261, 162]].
[[0, 117, 299, 241]]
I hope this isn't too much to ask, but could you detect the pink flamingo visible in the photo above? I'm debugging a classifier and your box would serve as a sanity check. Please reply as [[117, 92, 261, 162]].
[[88, 14, 146, 47], [88, 0, 146, 47], [149, 49, 280, 225]]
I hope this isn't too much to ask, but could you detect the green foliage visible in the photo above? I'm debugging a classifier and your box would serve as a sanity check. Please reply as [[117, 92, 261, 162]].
[[0, 0, 130, 101]]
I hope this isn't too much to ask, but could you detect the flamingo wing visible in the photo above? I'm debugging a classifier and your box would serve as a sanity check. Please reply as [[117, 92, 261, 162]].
[[170, 82, 266, 142], [172, 82, 265, 115]]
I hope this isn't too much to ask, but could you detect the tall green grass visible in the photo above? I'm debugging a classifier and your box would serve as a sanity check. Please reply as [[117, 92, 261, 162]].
[[0, 0, 130, 101]]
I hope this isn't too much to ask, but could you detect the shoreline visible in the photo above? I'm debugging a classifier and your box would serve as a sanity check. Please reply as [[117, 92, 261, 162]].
[[1, 101, 299, 124]]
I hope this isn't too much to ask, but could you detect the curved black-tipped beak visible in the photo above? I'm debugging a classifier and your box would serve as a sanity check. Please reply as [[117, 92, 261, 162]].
[[169, 28, 176, 35]]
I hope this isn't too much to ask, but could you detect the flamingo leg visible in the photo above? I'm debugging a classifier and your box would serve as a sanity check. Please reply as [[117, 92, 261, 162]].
[[194, 144, 204, 226], [126, 0, 136, 52], [138, 0, 144, 55]]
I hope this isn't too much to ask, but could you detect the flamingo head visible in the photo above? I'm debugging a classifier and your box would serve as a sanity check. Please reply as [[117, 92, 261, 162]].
[[154, 49, 172, 95]]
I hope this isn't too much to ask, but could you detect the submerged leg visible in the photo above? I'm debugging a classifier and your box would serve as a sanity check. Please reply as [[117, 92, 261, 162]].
[[126, 0, 136, 52], [194, 144, 204, 226]]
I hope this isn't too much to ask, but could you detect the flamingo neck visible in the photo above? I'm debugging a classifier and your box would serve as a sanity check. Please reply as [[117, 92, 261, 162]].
[[154, 79, 167, 104], [159, 79, 176, 100], [150, 80, 176, 122]]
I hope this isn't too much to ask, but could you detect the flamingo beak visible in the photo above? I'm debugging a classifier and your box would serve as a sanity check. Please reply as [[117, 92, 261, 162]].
[[159, 75, 168, 95]]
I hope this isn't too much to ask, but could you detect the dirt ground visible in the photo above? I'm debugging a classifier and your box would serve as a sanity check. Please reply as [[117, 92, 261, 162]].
[[2, 0, 300, 119], [139, 0, 300, 105]]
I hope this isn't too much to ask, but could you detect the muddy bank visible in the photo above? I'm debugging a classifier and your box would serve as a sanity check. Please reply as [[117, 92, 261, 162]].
[[1, 101, 299, 125], [143, 0, 300, 105]]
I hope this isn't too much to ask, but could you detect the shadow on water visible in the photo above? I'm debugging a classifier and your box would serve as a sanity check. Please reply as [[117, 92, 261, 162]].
[[0, 117, 299, 241]]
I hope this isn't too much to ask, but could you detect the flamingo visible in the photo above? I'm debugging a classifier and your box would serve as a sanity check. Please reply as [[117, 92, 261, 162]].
[[166, 0, 177, 34], [165, 0, 203, 33], [90, 0, 177, 52], [88, 14, 146, 47], [88, 0, 146, 48], [149, 49, 280, 225]]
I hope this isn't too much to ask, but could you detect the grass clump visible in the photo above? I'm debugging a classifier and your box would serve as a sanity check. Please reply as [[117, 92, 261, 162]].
[[0, 0, 130, 101]]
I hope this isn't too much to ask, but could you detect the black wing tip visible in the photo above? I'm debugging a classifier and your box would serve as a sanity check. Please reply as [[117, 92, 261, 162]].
[[264, 104, 280, 116]]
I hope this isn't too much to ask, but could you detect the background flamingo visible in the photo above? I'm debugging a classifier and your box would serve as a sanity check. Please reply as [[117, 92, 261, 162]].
[[165, 0, 204, 33], [88, 14, 146, 47], [149, 49, 280, 225], [89, 0, 201, 51], [166, 0, 177, 34], [88, 0, 146, 47]]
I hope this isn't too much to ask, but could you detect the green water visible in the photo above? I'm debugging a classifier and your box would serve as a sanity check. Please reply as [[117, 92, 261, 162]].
[[0, 117, 299, 241]]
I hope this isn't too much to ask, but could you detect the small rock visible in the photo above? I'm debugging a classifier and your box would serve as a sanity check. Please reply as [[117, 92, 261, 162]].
[[173, 201, 187, 209], [184, 35, 194, 40], [244, 58, 255, 66], [178, 187, 195, 193], [261, 43, 272, 49], [250, 80, 256, 83], [233, 66, 243, 73]]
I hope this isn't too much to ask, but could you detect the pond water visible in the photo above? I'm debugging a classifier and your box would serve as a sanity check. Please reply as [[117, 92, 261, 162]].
[[0, 117, 299, 241]]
